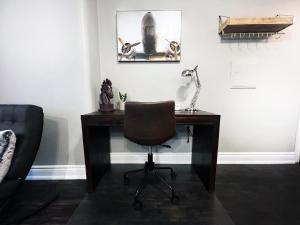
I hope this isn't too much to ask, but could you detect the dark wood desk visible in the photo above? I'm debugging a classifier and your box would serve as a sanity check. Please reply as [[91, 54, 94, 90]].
[[81, 110, 220, 193]]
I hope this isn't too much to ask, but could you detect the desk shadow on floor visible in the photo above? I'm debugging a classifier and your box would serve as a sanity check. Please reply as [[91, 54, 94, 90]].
[[67, 164, 235, 225]]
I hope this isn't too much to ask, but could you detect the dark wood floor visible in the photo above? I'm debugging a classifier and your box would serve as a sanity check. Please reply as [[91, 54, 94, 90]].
[[1, 164, 300, 225], [216, 164, 300, 225]]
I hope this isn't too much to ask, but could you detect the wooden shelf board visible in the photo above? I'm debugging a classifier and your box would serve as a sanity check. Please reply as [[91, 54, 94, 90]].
[[219, 16, 294, 34]]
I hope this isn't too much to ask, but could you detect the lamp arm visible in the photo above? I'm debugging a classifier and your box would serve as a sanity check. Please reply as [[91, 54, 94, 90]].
[[189, 66, 201, 109], [190, 82, 201, 109], [194, 68, 201, 88]]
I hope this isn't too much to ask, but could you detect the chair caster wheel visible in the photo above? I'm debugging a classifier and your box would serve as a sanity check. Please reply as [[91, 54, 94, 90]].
[[133, 199, 143, 210], [171, 194, 179, 204], [171, 172, 176, 180], [124, 176, 129, 185]]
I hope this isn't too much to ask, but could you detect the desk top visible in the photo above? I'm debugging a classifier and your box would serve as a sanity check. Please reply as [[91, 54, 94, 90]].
[[81, 110, 220, 126], [83, 109, 218, 116]]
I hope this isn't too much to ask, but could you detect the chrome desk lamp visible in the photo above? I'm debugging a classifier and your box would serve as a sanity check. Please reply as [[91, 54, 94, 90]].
[[181, 65, 201, 111]]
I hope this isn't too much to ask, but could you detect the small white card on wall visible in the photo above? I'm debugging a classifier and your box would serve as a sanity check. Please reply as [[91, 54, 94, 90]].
[[230, 62, 257, 89]]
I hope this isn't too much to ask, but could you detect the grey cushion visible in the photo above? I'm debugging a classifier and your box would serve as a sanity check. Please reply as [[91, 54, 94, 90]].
[[0, 130, 16, 183]]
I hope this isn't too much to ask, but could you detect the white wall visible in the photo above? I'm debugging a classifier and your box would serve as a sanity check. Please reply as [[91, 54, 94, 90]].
[[98, 0, 300, 155], [0, 0, 100, 165], [1, 0, 300, 166]]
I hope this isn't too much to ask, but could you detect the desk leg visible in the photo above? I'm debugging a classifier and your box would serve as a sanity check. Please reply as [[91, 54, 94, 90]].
[[82, 125, 111, 192], [192, 121, 220, 193]]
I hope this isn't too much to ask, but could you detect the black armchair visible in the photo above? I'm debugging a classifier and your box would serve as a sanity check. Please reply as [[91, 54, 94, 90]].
[[0, 105, 43, 212]]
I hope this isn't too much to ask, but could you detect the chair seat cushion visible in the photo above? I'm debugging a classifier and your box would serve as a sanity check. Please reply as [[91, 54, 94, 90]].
[[0, 130, 17, 183]]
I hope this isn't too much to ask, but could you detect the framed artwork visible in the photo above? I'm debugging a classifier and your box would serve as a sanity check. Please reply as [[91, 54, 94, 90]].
[[116, 10, 182, 62]]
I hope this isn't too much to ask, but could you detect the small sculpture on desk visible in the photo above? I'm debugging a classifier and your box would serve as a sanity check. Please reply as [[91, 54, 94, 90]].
[[99, 79, 114, 112], [117, 92, 127, 110]]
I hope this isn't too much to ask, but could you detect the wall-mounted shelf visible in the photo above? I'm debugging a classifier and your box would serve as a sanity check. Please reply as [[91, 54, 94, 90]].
[[219, 15, 294, 39]]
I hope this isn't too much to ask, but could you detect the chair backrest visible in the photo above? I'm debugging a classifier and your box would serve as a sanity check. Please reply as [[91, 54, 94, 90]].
[[0, 105, 43, 180], [124, 101, 175, 145]]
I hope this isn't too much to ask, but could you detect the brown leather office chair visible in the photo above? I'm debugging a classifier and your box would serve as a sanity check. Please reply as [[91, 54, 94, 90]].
[[123, 101, 179, 209]]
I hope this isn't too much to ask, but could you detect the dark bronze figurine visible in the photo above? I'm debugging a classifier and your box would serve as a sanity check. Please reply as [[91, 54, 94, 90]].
[[99, 79, 114, 112]]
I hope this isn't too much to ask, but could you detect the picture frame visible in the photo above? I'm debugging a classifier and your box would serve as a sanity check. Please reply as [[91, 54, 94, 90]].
[[116, 10, 182, 62]]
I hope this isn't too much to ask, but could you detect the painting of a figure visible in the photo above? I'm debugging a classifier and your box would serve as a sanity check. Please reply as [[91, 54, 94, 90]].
[[117, 10, 182, 62]]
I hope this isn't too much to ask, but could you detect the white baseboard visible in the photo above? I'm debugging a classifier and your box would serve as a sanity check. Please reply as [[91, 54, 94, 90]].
[[110, 152, 192, 164], [27, 165, 86, 180], [218, 152, 297, 164], [27, 152, 298, 180], [294, 105, 300, 163]]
